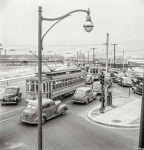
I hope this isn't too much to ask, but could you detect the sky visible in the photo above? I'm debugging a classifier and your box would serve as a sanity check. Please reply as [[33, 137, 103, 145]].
[[0, 0, 144, 59]]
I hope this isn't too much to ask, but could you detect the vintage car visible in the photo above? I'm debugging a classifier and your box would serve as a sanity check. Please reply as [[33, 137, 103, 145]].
[[117, 77, 132, 87], [71, 87, 97, 104], [93, 81, 102, 94], [104, 76, 113, 88], [20, 98, 68, 124], [132, 82, 143, 95], [86, 74, 93, 84], [1, 86, 22, 105]]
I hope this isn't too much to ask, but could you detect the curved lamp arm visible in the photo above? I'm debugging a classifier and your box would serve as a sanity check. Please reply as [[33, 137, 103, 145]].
[[42, 9, 90, 21]]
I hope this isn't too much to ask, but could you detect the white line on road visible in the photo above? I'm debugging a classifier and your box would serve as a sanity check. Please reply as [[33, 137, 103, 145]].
[[65, 100, 71, 104], [0, 114, 20, 123], [0, 107, 24, 116]]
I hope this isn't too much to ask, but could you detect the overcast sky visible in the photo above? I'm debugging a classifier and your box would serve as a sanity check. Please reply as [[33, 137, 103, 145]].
[[0, 0, 144, 58]]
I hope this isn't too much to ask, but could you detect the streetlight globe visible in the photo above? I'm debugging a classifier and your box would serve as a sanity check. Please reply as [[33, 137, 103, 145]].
[[83, 14, 94, 32]]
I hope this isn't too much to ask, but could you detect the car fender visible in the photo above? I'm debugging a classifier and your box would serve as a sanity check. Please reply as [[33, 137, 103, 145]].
[[34, 113, 47, 123], [132, 87, 136, 90], [56, 104, 68, 114]]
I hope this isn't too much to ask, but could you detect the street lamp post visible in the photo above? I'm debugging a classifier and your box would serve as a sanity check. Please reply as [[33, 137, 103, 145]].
[[38, 6, 94, 150]]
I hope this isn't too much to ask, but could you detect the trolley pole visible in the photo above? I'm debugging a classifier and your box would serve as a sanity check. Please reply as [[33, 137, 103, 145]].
[[138, 73, 144, 150]]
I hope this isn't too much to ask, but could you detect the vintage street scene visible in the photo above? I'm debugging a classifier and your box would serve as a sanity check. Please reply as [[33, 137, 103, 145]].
[[0, 0, 144, 150]]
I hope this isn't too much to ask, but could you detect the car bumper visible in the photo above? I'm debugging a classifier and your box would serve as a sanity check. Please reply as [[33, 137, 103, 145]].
[[71, 100, 85, 103], [1, 101, 17, 104], [19, 118, 37, 124], [123, 84, 132, 86]]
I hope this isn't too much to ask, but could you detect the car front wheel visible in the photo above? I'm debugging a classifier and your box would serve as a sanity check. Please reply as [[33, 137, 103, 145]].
[[61, 109, 66, 115], [85, 99, 89, 104], [132, 89, 136, 93], [42, 117, 46, 124]]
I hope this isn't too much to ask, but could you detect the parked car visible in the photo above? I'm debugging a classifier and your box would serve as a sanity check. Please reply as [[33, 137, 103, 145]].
[[71, 87, 97, 104], [105, 76, 113, 88], [132, 82, 143, 95], [1, 86, 22, 105], [20, 98, 68, 124], [86, 74, 93, 84], [117, 77, 132, 87], [93, 81, 102, 94]]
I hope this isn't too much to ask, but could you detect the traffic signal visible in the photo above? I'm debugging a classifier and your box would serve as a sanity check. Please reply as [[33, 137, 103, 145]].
[[99, 74, 105, 84]]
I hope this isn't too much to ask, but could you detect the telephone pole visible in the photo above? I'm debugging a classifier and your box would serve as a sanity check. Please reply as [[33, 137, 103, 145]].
[[88, 51, 89, 65], [91, 48, 97, 65], [123, 50, 124, 71], [111, 44, 118, 68]]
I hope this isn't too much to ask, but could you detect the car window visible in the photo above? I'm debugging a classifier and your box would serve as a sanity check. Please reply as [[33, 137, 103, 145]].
[[74, 90, 85, 97], [45, 103, 50, 108], [5, 88, 17, 93], [86, 90, 90, 94]]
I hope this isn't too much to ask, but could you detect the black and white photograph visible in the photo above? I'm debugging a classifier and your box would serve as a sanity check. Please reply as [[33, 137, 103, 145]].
[[0, 0, 144, 150]]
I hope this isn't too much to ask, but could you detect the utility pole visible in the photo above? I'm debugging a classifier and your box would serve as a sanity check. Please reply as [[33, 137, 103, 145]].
[[77, 51, 79, 68], [110, 53, 112, 68], [35, 51, 37, 73], [83, 53, 85, 65], [111, 44, 118, 68], [88, 51, 89, 65], [5, 49, 6, 55], [106, 33, 109, 78], [91, 48, 97, 65], [123, 50, 124, 71], [0, 44, 2, 56]]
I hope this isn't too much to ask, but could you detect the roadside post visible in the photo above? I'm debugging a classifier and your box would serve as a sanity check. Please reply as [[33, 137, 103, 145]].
[[129, 85, 130, 97], [138, 74, 144, 150], [99, 71, 105, 113]]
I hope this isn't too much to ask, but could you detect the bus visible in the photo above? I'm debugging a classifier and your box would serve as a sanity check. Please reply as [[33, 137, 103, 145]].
[[25, 69, 86, 102], [88, 65, 102, 81]]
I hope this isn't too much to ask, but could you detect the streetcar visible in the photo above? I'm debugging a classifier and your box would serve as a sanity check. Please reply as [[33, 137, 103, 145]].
[[88, 65, 102, 81], [25, 69, 86, 103]]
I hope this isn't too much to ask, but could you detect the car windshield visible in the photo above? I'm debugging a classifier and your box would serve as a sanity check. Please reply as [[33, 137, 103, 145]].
[[5, 88, 17, 93], [124, 78, 131, 82], [27, 104, 36, 110], [74, 90, 85, 96]]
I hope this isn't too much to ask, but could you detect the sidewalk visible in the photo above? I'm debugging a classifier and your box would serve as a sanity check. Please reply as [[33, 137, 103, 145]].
[[88, 89, 141, 128]]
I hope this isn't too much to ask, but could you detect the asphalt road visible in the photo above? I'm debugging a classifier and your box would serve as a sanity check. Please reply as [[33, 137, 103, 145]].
[[0, 64, 141, 150]]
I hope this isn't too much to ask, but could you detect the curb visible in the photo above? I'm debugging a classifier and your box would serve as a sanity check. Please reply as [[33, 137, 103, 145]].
[[87, 106, 140, 129]]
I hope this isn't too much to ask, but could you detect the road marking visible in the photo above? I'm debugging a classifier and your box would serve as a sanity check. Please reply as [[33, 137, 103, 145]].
[[65, 100, 71, 104], [0, 107, 24, 116], [0, 115, 20, 123]]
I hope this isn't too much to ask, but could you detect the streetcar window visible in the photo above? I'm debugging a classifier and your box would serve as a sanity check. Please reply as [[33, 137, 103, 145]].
[[30, 81, 35, 92], [59, 80, 62, 88], [56, 81, 59, 89], [26, 81, 29, 91], [52, 81, 56, 90], [62, 79, 64, 87], [36, 81, 38, 92], [43, 83, 46, 93], [65, 79, 68, 86]]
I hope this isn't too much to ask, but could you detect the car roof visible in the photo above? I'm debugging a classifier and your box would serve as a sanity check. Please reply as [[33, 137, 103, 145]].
[[28, 98, 53, 106], [76, 87, 92, 91], [6, 86, 19, 89]]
